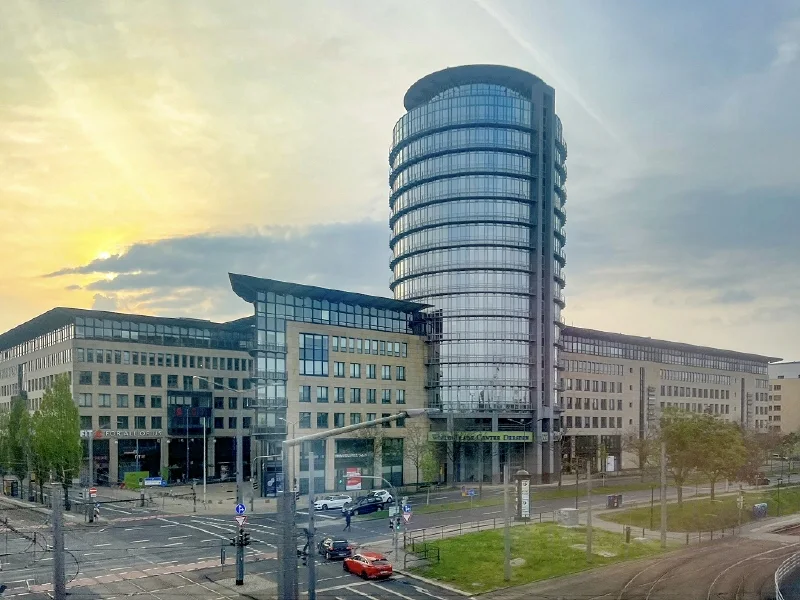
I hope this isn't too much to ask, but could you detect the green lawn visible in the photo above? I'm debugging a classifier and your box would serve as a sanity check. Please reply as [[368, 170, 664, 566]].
[[410, 523, 667, 592], [605, 485, 800, 532]]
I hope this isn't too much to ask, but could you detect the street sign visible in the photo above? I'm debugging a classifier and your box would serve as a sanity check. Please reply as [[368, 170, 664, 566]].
[[402, 513, 411, 524], [143, 477, 163, 487], [402, 504, 411, 513], [235, 503, 246, 515], [235, 515, 247, 528], [89, 487, 97, 498], [467, 488, 476, 497]]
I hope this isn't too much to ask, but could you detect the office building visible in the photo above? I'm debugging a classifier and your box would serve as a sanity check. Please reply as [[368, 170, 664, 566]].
[[390, 64, 568, 482], [0, 308, 253, 485], [769, 362, 800, 434], [560, 326, 780, 470], [229, 274, 430, 494]]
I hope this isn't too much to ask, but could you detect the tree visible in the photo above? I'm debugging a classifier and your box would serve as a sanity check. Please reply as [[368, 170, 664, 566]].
[[660, 408, 702, 506], [694, 416, 746, 500], [8, 396, 32, 500], [404, 421, 431, 485], [32, 374, 82, 507], [0, 410, 10, 477], [622, 425, 658, 481]]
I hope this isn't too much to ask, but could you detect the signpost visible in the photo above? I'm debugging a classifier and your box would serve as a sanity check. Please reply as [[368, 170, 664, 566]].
[[235, 503, 246, 515], [143, 477, 163, 487], [402, 500, 412, 524], [235, 515, 247, 528], [88, 487, 97, 499]]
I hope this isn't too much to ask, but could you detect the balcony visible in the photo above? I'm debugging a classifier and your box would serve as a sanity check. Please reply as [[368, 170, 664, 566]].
[[554, 290, 566, 306], [557, 359, 567, 371], [246, 341, 287, 354], [554, 271, 566, 285], [555, 248, 566, 264], [253, 370, 288, 381], [251, 397, 288, 409], [251, 425, 288, 437]]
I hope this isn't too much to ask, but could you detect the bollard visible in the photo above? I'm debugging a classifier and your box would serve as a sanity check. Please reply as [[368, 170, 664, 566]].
[[710, 530, 714, 541], [642, 528, 645, 538], [686, 532, 689, 545], [625, 527, 631, 543]]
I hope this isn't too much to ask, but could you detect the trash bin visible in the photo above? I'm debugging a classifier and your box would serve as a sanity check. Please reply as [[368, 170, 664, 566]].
[[625, 526, 631, 543]]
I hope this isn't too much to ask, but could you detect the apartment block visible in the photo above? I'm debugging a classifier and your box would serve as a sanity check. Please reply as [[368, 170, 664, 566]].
[[770, 361, 800, 434]]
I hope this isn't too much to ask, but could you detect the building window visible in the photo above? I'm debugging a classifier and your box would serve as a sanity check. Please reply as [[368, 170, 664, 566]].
[[151, 395, 162, 409], [79, 371, 93, 385], [114, 350, 122, 365], [299, 412, 312, 429], [78, 393, 92, 407], [601, 417, 607, 428], [396, 366, 406, 381], [382, 389, 392, 404], [382, 366, 391, 380], [134, 395, 146, 408], [332, 337, 339, 352], [401, 343, 407, 358], [117, 394, 129, 408], [396, 416, 406, 428], [367, 364, 376, 379], [366, 412, 376, 423], [133, 373, 146, 387], [99, 415, 111, 429], [98, 394, 111, 408], [80, 415, 92, 430], [381, 413, 391, 428], [152, 416, 162, 429], [214, 397, 224, 409], [117, 416, 129, 430], [566, 416, 573, 427], [367, 389, 377, 404], [228, 378, 238, 390], [335, 387, 345, 403], [349, 338, 355, 353], [229, 417, 237, 429], [351, 388, 361, 403], [350, 363, 361, 378], [379, 341, 386, 355], [299, 333, 330, 376], [396, 389, 406, 404], [149, 374, 161, 388], [229, 397, 238, 410], [317, 386, 329, 403], [334, 362, 345, 377], [214, 377, 224, 390], [214, 417, 224, 429], [167, 375, 178, 389], [134, 416, 146, 429], [334, 413, 345, 428], [300, 386, 311, 402], [317, 412, 329, 428], [243, 417, 251, 429], [99, 371, 111, 386], [350, 413, 362, 425]]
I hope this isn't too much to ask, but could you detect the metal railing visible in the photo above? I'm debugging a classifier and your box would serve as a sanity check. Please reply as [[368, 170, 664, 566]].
[[775, 552, 800, 600], [403, 511, 558, 547]]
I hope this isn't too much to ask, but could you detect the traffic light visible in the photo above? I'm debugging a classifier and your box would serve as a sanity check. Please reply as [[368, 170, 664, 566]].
[[229, 536, 237, 546], [252, 480, 258, 490], [243, 532, 251, 546]]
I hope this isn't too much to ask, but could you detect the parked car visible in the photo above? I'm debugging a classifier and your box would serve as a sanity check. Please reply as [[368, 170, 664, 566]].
[[343, 551, 393, 579], [368, 490, 394, 504], [317, 537, 353, 560], [314, 494, 352, 511], [342, 496, 384, 516]]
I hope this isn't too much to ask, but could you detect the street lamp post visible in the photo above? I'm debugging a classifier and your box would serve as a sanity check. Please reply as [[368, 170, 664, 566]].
[[277, 409, 430, 600], [278, 418, 297, 488]]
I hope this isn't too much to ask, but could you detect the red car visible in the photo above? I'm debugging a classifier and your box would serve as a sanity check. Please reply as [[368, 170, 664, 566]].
[[343, 551, 393, 579]]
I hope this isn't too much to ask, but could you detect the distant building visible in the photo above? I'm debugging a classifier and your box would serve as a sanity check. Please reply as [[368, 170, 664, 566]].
[[769, 361, 800, 435], [0, 308, 252, 485], [561, 326, 780, 471]]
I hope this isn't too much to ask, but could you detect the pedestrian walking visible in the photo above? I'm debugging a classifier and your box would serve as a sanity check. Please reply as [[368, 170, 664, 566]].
[[344, 511, 351, 531]]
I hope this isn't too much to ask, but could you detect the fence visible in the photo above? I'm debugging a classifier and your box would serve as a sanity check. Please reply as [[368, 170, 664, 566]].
[[775, 552, 800, 600]]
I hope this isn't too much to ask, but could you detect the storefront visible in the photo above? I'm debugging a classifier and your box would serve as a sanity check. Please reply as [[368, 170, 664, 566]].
[[334, 439, 374, 493]]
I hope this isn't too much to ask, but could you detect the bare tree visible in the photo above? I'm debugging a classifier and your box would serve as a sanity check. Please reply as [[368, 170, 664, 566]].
[[622, 425, 658, 481], [404, 421, 430, 486]]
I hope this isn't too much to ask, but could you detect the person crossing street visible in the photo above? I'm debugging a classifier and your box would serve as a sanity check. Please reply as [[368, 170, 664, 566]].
[[344, 511, 351, 531]]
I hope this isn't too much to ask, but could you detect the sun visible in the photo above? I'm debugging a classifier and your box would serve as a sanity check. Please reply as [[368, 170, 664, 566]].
[[97, 251, 111, 260]]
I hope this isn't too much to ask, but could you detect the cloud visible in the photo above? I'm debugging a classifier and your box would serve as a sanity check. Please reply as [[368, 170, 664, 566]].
[[47, 221, 391, 320]]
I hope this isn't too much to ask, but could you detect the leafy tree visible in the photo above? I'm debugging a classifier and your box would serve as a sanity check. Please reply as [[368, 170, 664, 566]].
[[622, 425, 658, 481], [32, 374, 81, 507], [8, 396, 33, 499], [694, 416, 746, 500], [660, 408, 702, 506], [420, 445, 441, 483], [0, 410, 10, 477], [403, 421, 432, 485]]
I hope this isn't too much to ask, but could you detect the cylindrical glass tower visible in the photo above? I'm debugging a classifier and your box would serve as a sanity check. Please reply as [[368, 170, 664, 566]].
[[389, 65, 567, 479]]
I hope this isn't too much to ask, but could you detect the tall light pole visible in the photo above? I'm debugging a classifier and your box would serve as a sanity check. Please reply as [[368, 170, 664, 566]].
[[277, 409, 430, 600], [278, 417, 297, 493]]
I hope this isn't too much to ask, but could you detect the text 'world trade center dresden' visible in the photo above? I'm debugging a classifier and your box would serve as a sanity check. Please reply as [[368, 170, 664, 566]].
[[389, 65, 567, 483]]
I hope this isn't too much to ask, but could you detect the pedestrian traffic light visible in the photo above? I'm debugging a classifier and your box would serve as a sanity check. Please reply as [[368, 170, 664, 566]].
[[243, 532, 251, 546], [229, 536, 237, 546], [252, 480, 258, 490]]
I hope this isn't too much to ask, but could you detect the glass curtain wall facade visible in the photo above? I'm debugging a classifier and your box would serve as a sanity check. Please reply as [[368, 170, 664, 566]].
[[390, 65, 567, 479]]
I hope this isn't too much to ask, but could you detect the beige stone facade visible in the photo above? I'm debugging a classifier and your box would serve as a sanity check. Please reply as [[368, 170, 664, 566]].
[[770, 362, 800, 434]]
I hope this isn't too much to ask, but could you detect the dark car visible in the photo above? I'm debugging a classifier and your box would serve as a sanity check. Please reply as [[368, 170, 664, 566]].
[[317, 537, 353, 560], [342, 496, 384, 516]]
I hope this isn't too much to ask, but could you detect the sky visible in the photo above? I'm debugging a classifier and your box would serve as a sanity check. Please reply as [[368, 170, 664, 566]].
[[1, 0, 799, 360]]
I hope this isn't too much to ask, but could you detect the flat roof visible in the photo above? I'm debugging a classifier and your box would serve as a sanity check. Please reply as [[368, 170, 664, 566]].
[[563, 325, 781, 364], [0, 307, 250, 352], [404, 64, 547, 111], [229, 273, 431, 313]]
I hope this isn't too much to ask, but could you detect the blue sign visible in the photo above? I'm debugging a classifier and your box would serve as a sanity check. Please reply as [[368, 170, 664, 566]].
[[402, 504, 411, 513], [235, 503, 246, 515], [467, 488, 476, 497]]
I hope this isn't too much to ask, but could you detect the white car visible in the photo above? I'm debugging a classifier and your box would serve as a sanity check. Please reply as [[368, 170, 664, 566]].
[[368, 490, 394, 504], [314, 494, 353, 510]]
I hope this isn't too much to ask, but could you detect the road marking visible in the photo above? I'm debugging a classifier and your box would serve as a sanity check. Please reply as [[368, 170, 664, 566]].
[[160, 524, 179, 528], [156, 517, 230, 542], [131, 539, 149, 543], [411, 584, 450, 598], [484, 510, 503, 515], [373, 583, 417, 600], [168, 535, 191, 540], [109, 567, 126, 571], [163, 542, 184, 547], [124, 528, 135, 531], [94, 543, 112, 547], [200, 538, 217, 543], [349, 586, 381, 600], [158, 560, 178, 565], [83, 552, 104, 556]]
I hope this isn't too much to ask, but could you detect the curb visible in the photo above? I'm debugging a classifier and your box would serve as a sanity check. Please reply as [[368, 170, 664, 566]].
[[0, 494, 83, 522], [395, 568, 474, 597]]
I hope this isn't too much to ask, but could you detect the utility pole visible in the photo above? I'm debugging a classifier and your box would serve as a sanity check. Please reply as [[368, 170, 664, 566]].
[[503, 463, 511, 582], [586, 459, 592, 562], [307, 452, 317, 600], [52, 486, 66, 600], [277, 444, 298, 599], [660, 440, 667, 549], [575, 462, 579, 510], [236, 411, 244, 586]]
